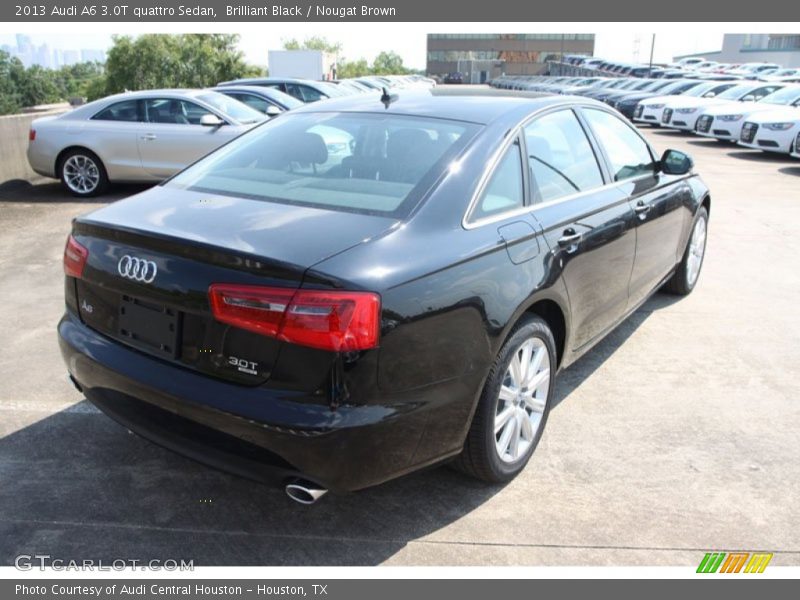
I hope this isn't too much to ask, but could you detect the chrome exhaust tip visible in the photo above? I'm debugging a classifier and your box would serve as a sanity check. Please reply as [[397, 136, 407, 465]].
[[285, 480, 328, 505]]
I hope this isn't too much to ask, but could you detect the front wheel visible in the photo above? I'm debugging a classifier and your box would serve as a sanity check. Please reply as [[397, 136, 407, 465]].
[[453, 315, 556, 483], [664, 206, 708, 295]]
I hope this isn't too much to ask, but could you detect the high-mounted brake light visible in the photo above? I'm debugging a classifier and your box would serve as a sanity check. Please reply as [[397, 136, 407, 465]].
[[63, 235, 88, 278], [208, 284, 380, 352]]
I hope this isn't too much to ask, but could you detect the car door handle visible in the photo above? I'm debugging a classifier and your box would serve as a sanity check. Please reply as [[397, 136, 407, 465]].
[[557, 229, 583, 247], [140, 134, 157, 141], [634, 201, 652, 214]]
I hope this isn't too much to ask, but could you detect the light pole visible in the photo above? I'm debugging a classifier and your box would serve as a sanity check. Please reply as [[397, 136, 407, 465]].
[[648, 34, 656, 77]]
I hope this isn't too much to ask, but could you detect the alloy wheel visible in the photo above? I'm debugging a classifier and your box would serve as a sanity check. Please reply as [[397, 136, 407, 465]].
[[494, 337, 550, 463], [686, 215, 707, 287], [63, 155, 101, 195]]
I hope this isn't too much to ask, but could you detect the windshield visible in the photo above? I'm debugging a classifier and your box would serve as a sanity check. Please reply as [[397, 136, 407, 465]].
[[268, 90, 304, 109], [760, 86, 800, 105], [715, 85, 759, 100], [649, 80, 673, 91], [166, 112, 478, 216], [662, 80, 699, 94], [197, 92, 265, 124], [683, 82, 727, 97]]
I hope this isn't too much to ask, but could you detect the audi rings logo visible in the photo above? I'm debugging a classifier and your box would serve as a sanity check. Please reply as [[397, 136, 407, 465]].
[[117, 255, 158, 283]]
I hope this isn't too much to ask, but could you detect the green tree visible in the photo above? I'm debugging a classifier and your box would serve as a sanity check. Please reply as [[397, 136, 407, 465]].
[[0, 50, 24, 113], [337, 58, 370, 78], [371, 51, 410, 75], [282, 36, 342, 55], [16, 64, 61, 106], [102, 34, 262, 96]]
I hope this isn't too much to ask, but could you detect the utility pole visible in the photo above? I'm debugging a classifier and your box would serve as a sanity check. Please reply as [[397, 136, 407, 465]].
[[648, 34, 656, 77]]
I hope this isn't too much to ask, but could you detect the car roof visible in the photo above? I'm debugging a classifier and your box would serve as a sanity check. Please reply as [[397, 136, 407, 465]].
[[210, 85, 286, 95], [287, 88, 605, 125], [221, 77, 325, 87], [101, 89, 211, 100]]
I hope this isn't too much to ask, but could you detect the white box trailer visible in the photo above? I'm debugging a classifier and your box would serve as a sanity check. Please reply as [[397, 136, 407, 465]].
[[267, 50, 337, 81]]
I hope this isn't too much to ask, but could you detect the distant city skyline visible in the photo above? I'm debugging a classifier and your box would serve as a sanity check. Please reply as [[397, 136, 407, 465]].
[[2, 34, 106, 68]]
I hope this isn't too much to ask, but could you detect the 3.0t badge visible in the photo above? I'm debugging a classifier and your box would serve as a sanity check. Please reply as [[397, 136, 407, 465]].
[[117, 254, 157, 283]]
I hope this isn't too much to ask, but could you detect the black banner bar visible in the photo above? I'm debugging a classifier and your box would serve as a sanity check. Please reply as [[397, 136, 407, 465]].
[[3, 579, 799, 600], [3, 0, 800, 22]]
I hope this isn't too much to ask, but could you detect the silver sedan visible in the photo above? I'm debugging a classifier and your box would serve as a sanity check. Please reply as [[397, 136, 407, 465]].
[[27, 89, 266, 197]]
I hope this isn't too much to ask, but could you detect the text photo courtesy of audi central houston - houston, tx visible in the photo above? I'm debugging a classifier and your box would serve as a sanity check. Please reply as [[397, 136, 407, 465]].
[[0, 23, 799, 578]]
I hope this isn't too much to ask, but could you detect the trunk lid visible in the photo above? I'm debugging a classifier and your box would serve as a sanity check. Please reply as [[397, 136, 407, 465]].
[[70, 186, 397, 387]]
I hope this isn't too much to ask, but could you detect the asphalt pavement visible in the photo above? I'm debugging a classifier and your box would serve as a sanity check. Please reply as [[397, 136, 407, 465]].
[[1, 123, 799, 566]]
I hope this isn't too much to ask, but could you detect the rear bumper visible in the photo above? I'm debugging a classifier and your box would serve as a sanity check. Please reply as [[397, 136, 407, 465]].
[[58, 312, 463, 492], [26, 144, 56, 179]]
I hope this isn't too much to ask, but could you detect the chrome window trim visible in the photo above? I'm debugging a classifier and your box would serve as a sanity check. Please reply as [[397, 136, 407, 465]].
[[463, 102, 646, 230]]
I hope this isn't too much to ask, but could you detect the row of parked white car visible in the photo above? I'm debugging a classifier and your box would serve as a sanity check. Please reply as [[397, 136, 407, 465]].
[[27, 74, 434, 196], [633, 82, 800, 157], [491, 74, 800, 160], [561, 54, 800, 83]]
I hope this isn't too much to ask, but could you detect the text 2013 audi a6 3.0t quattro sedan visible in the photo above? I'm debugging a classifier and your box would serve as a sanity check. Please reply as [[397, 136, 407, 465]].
[[58, 91, 710, 504]]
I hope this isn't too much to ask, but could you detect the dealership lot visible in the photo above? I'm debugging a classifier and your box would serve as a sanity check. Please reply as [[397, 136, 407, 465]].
[[1, 117, 799, 565]]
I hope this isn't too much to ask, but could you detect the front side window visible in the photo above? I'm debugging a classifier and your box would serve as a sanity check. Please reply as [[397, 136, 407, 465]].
[[582, 108, 656, 181], [92, 100, 139, 122], [167, 112, 476, 216], [472, 141, 524, 220], [144, 98, 213, 125], [523, 109, 603, 203]]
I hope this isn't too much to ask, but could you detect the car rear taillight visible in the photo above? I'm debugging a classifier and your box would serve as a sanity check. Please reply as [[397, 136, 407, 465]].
[[208, 284, 380, 352], [63, 235, 88, 278], [29, 129, 36, 142]]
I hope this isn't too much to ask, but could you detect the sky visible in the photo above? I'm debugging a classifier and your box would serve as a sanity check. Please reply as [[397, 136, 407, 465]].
[[0, 30, 725, 69]]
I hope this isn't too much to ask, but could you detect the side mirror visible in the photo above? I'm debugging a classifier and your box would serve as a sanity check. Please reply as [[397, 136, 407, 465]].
[[200, 114, 224, 127], [660, 149, 694, 175], [741, 95, 755, 102], [265, 105, 282, 118]]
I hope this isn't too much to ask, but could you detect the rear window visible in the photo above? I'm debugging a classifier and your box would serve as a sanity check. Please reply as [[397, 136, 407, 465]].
[[166, 112, 477, 216]]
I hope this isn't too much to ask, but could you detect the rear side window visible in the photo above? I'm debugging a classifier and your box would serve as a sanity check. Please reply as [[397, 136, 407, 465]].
[[582, 108, 656, 181], [92, 100, 139, 122], [472, 141, 525, 220], [523, 109, 603, 203]]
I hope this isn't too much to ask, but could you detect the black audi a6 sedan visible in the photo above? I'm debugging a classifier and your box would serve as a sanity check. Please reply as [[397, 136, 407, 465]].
[[59, 90, 710, 503]]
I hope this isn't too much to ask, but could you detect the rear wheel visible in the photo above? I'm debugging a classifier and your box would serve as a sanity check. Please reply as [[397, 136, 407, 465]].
[[59, 149, 108, 198], [663, 206, 708, 295], [454, 315, 556, 483]]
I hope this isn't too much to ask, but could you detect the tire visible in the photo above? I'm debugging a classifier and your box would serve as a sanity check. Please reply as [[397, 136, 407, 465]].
[[453, 315, 556, 483], [663, 206, 708, 296], [59, 148, 109, 198]]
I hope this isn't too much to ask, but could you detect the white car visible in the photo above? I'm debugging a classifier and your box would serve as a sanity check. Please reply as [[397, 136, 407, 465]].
[[661, 82, 785, 131], [669, 57, 705, 69], [695, 86, 800, 141], [634, 81, 735, 125], [759, 68, 800, 81], [27, 89, 266, 197], [738, 107, 800, 154]]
